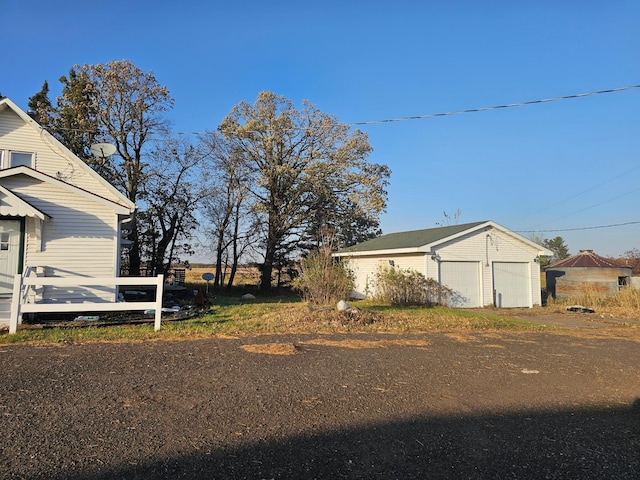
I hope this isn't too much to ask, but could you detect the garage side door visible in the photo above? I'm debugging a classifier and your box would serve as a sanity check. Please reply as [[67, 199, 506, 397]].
[[493, 262, 530, 308], [439, 261, 481, 308]]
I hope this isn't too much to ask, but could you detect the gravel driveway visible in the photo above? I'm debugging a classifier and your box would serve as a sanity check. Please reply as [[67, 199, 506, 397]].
[[1, 327, 639, 479]]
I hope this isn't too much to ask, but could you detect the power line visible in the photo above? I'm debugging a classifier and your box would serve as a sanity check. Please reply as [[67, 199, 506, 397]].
[[42, 84, 640, 136], [508, 164, 640, 225], [516, 221, 640, 234], [349, 84, 640, 126], [527, 185, 640, 229]]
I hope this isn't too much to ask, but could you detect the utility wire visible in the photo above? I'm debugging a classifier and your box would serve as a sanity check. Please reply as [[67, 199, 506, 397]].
[[508, 164, 640, 225], [44, 84, 640, 135], [526, 185, 640, 229], [349, 84, 640, 126], [516, 220, 640, 234]]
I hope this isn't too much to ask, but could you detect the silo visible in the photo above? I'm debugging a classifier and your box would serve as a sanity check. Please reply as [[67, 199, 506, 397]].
[[545, 250, 632, 299]]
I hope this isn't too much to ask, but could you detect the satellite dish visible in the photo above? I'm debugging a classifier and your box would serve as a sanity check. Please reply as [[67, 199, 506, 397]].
[[90, 143, 116, 158]]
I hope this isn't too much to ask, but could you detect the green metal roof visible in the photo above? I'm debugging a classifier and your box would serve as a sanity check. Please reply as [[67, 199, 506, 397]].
[[338, 221, 488, 253]]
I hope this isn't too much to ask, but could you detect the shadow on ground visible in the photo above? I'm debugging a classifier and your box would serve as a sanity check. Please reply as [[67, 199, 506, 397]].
[[60, 401, 640, 480]]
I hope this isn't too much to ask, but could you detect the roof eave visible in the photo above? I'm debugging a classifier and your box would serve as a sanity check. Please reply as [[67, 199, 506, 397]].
[[333, 247, 424, 257], [0, 167, 131, 215]]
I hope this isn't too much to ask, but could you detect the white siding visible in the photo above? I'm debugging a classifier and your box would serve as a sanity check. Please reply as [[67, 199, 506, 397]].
[[434, 228, 542, 306], [346, 253, 427, 298], [0, 107, 125, 206], [3, 175, 119, 302], [0, 104, 134, 304], [343, 225, 544, 307]]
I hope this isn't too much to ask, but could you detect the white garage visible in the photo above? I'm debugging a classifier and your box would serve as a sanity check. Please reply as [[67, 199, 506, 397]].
[[334, 220, 552, 308], [493, 262, 531, 308], [440, 261, 481, 307]]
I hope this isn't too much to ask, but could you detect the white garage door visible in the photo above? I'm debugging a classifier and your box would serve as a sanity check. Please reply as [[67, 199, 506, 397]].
[[493, 262, 530, 308], [439, 261, 481, 308]]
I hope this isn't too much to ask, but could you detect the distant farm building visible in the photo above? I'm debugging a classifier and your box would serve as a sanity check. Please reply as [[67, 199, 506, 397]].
[[545, 250, 632, 299]]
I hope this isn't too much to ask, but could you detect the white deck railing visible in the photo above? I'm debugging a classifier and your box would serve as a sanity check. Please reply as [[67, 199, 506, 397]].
[[9, 274, 164, 334]]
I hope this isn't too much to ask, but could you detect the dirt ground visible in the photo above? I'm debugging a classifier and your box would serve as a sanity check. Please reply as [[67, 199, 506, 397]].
[[1, 314, 639, 479]]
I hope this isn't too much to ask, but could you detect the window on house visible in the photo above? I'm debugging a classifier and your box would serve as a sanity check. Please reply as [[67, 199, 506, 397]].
[[10, 151, 34, 168], [0, 233, 10, 251], [0, 150, 34, 168]]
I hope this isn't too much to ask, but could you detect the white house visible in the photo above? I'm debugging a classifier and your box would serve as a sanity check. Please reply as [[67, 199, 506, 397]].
[[333, 221, 552, 308], [0, 97, 136, 324]]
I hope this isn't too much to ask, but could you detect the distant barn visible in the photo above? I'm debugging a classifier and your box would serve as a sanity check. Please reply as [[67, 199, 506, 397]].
[[545, 250, 632, 299]]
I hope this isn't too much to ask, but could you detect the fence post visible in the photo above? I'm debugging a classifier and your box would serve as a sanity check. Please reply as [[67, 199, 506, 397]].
[[154, 274, 164, 331], [9, 274, 22, 334]]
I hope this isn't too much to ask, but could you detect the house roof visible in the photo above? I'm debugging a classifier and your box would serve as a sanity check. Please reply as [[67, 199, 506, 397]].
[[0, 185, 50, 220], [334, 220, 552, 257], [338, 221, 487, 253], [0, 97, 135, 213], [0, 166, 132, 215], [547, 250, 628, 269]]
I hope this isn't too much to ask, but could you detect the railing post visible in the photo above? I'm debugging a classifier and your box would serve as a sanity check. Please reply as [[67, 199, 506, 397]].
[[9, 274, 23, 334], [154, 274, 164, 331]]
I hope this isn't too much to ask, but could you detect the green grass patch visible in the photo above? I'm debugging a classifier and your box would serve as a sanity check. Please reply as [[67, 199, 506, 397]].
[[0, 295, 549, 345]]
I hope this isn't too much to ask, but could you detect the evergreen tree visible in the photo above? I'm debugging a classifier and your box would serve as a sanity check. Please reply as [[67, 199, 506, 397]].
[[55, 69, 101, 162], [543, 236, 570, 262], [28, 81, 55, 127]]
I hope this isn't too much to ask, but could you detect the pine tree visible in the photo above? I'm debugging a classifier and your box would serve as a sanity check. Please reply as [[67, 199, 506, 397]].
[[27, 81, 55, 128]]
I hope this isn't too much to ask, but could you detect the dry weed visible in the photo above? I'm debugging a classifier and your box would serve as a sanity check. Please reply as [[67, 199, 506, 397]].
[[550, 285, 640, 319], [241, 343, 299, 355], [301, 338, 430, 349]]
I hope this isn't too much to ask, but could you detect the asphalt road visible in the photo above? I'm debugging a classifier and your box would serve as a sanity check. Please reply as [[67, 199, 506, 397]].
[[1, 329, 639, 479]]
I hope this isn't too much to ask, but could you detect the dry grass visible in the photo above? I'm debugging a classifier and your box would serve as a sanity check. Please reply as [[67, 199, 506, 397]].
[[547, 284, 640, 319], [4, 290, 639, 346], [241, 343, 299, 355], [301, 338, 430, 349], [185, 266, 261, 287]]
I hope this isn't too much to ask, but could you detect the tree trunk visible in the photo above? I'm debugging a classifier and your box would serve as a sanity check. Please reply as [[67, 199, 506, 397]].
[[128, 217, 141, 276], [226, 224, 240, 290], [260, 226, 277, 291], [214, 231, 225, 289], [260, 255, 274, 291], [226, 263, 238, 290]]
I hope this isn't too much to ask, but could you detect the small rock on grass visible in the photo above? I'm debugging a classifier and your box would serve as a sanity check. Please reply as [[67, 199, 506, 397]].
[[337, 300, 350, 311]]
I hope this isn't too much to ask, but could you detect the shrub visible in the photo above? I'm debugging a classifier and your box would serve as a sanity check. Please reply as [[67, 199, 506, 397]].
[[292, 247, 354, 305], [375, 265, 453, 306]]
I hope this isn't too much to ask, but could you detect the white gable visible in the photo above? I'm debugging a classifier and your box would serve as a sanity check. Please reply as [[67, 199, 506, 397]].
[[0, 98, 134, 213]]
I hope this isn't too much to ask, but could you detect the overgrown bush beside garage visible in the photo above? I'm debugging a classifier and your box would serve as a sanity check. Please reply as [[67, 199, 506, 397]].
[[375, 265, 453, 306], [292, 247, 355, 305]]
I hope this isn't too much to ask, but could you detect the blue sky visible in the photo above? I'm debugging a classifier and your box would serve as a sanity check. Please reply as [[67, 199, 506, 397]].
[[2, 0, 639, 257]]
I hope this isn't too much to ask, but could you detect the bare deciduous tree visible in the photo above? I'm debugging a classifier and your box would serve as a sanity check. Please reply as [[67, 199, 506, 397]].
[[200, 133, 259, 289], [140, 136, 212, 275]]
